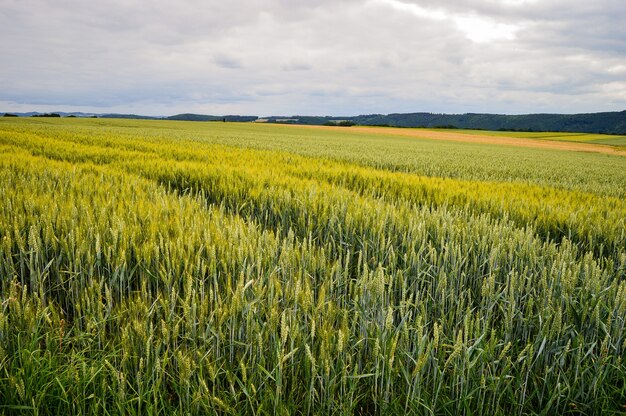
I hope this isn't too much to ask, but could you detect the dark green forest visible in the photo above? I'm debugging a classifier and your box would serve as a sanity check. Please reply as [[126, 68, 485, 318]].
[[278, 111, 626, 134], [6, 110, 625, 134]]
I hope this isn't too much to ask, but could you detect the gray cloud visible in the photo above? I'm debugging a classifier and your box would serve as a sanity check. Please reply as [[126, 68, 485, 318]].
[[0, 0, 624, 115]]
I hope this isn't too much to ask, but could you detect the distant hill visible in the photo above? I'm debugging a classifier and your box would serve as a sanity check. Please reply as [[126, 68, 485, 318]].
[[99, 113, 159, 120], [263, 111, 626, 135], [4, 111, 98, 118], [348, 111, 626, 135], [3, 110, 625, 134], [167, 114, 258, 122]]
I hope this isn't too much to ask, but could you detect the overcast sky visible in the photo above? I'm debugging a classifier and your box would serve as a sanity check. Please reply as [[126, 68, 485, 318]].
[[1, 0, 625, 116]]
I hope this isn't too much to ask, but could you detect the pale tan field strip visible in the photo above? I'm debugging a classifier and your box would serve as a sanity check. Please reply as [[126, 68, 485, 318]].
[[297, 124, 626, 156]]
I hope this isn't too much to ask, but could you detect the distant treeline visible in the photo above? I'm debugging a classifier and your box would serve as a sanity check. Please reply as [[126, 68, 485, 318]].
[[166, 114, 258, 122], [4, 110, 625, 134], [265, 111, 626, 135], [32, 113, 61, 117]]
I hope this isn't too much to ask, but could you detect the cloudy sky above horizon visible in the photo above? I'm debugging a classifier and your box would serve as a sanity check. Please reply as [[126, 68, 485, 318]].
[[1, 0, 625, 116]]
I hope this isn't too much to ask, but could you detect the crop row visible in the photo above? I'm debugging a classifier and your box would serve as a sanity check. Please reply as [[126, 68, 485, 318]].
[[0, 120, 625, 414]]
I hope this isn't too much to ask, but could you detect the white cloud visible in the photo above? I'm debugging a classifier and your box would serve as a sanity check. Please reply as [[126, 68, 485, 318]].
[[0, 0, 624, 115], [376, 0, 523, 42], [498, 0, 539, 5], [373, 0, 448, 20], [454, 16, 519, 42]]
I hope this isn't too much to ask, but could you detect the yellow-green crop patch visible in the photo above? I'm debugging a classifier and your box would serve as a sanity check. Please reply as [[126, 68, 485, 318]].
[[430, 127, 626, 144], [1, 117, 625, 414]]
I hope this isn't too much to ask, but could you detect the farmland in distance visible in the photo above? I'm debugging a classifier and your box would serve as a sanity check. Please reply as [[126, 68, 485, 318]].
[[1, 117, 625, 414]]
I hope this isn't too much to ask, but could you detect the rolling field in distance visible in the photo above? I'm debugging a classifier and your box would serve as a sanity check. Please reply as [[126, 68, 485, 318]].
[[423, 128, 626, 147], [1, 117, 625, 414], [303, 125, 626, 157]]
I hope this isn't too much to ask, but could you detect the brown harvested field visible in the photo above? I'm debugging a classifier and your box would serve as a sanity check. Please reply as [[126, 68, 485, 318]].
[[291, 124, 626, 156]]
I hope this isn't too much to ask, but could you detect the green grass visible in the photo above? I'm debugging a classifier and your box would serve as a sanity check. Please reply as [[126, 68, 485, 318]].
[[5, 118, 626, 197], [592, 136, 626, 146], [0, 118, 625, 415], [425, 127, 626, 145]]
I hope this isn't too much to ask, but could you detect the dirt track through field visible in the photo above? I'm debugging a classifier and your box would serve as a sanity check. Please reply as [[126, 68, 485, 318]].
[[291, 125, 626, 156]]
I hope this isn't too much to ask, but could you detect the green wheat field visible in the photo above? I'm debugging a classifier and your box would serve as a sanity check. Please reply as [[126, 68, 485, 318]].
[[1, 117, 625, 415]]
